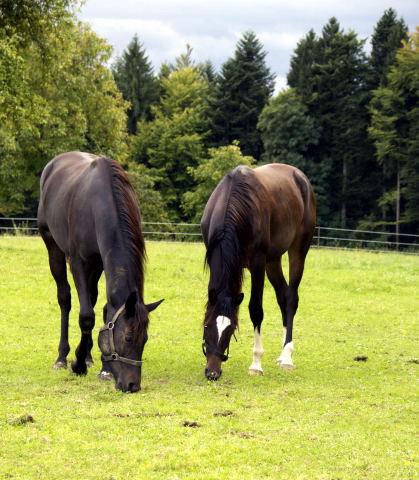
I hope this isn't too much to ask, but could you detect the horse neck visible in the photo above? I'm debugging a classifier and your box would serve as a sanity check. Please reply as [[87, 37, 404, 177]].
[[103, 243, 144, 308], [208, 241, 243, 297], [102, 157, 145, 308]]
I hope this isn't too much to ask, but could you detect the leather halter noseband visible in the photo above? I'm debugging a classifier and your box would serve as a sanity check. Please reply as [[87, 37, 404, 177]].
[[202, 329, 237, 362], [99, 305, 143, 367], [202, 341, 229, 362]]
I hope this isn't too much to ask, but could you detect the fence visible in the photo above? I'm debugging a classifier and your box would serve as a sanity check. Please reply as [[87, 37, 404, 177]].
[[0, 217, 418, 254]]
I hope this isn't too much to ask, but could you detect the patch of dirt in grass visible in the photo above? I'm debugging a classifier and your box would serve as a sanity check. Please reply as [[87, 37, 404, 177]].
[[229, 430, 257, 439], [8, 414, 35, 425], [114, 412, 174, 418], [354, 355, 368, 361], [183, 421, 201, 427], [214, 410, 234, 417], [154, 377, 170, 383]]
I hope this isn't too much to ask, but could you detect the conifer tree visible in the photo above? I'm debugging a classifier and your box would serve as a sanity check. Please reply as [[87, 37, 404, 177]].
[[113, 35, 159, 134], [310, 18, 374, 227], [209, 31, 275, 160], [287, 29, 318, 103], [369, 28, 419, 235], [370, 8, 408, 88]]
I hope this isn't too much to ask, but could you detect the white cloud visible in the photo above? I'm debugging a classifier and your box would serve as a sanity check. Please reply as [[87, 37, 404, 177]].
[[80, 0, 418, 79]]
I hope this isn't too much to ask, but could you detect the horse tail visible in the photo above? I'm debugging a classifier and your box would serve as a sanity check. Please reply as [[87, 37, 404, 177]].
[[293, 169, 316, 239]]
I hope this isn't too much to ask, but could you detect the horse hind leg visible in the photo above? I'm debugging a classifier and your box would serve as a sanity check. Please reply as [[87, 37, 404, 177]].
[[266, 260, 294, 369], [42, 230, 72, 369], [279, 242, 311, 370]]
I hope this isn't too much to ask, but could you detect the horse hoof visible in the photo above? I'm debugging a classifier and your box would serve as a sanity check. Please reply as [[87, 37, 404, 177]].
[[98, 371, 114, 382], [280, 362, 294, 371], [53, 361, 67, 370], [248, 368, 263, 376], [71, 361, 87, 376]]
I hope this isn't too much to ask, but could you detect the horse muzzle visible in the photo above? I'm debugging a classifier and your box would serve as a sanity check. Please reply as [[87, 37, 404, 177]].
[[116, 380, 140, 393], [205, 367, 222, 381]]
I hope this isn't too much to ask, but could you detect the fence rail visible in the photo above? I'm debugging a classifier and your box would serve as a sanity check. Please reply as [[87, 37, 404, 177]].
[[1, 217, 418, 254]]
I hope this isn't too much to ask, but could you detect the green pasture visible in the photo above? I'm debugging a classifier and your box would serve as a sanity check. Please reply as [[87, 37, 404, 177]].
[[0, 237, 417, 480]]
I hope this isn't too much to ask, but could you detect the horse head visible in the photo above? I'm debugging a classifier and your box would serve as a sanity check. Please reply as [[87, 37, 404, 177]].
[[202, 288, 243, 380], [98, 291, 163, 392]]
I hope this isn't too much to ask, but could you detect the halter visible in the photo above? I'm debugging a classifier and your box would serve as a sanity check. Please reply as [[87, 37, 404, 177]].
[[202, 341, 229, 362], [202, 330, 237, 362], [99, 305, 143, 367]]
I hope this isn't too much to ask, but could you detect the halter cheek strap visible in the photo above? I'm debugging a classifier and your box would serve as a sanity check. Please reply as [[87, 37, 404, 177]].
[[99, 305, 143, 367]]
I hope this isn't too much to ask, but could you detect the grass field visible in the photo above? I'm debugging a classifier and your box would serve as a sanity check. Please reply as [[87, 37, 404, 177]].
[[0, 236, 417, 480]]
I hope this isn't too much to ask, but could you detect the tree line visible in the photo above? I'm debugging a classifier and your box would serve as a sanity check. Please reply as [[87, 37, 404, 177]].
[[0, 1, 417, 235]]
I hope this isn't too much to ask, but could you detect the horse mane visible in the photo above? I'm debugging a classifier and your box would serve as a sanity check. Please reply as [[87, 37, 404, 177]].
[[205, 167, 256, 298], [103, 157, 146, 301]]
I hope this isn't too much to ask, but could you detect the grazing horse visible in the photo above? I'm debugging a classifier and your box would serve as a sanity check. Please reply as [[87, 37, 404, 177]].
[[201, 163, 316, 380], [37, 152, 163, 392]]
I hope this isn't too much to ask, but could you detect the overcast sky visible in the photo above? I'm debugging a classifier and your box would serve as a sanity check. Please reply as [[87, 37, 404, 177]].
[[79, 0, 417, 91]]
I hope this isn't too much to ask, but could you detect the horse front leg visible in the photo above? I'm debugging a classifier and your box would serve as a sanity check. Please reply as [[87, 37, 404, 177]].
[[248, 257, 266, 376], [85, 267, 102, 368], [70, 258, 95, 376]]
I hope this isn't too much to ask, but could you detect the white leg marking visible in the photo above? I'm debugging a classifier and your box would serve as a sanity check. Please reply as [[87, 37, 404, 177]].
[[277, 327, 287, 364], [216, 316, 231, 341], [248, 328, 264, 375], [278, 341, 295, 370]]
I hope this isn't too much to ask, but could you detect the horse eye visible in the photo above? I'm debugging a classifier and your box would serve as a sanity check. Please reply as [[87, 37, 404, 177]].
[[125, 335, 133, 344]]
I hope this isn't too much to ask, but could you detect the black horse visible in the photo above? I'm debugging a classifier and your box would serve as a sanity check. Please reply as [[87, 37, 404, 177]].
[[201, 163, 316, 380], [37, 152, 163, 392]]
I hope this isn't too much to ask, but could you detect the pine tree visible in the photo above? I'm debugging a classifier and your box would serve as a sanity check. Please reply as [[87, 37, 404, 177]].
[[209, 31, 275, 159], [287, 29, 318, 103], [113, 35, 159, 134], [310, 18, 374, 228], [369, 28, 419, 236], [370, 9, 408, 88]]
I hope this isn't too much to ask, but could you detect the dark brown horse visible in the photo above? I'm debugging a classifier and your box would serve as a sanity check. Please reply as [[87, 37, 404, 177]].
[[201, 163, 316, 380], [37, 152, 163, 392]]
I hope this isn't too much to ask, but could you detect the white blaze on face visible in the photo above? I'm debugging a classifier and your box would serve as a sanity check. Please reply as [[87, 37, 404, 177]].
[[215, 315, 231, 342]]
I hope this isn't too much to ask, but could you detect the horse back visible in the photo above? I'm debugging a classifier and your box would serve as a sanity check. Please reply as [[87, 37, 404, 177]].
[[38, 152, 117, 257], [254, 163, 316, 255]]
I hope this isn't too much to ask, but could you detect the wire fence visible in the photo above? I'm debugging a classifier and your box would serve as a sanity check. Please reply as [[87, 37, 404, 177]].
[[1, 217, 418, 254]]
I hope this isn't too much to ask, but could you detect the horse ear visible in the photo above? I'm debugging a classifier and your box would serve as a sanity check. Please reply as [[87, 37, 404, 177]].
[[145, 299, 164, 313], [125, 291, 137, 317], [209, 288, 217, 305], [234, 293, 244, 306]]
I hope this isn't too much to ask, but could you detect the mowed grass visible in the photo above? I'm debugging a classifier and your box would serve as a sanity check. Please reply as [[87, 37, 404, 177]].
[[0, 236, 417, 480]]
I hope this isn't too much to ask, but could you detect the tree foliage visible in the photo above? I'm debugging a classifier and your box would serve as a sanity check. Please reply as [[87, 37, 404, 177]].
[[112, 35, 159, 134], [209, 31, 275, 159], [258, 89, 320, 166], [182, 142, 255, 222], [369, 28, 419, 231], [130, 66, 209, 220], [0, 1, 128, 215], [369, 8, 408, 88], [0, 5, 417, 234]]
